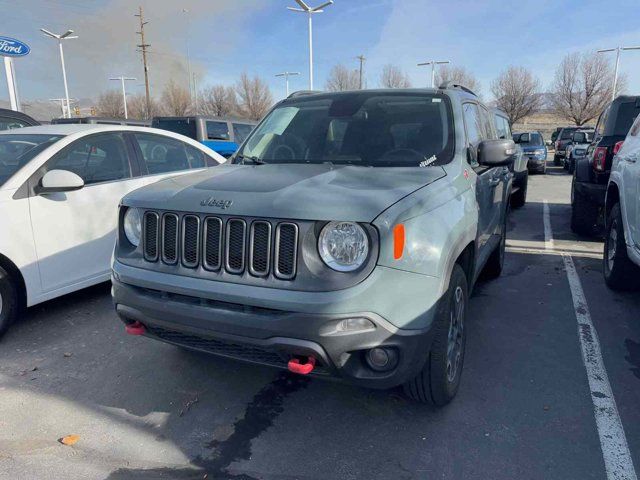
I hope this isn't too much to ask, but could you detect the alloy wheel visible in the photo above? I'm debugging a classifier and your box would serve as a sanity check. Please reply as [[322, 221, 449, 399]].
[[607, 220, 618, 272], [446, 285, 465, 382]]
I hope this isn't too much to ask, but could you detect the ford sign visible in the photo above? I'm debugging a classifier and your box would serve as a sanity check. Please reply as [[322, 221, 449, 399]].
[[0, 36, 30, 57]]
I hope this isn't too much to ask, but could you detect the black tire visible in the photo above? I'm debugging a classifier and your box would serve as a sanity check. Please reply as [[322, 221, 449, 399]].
[[0, 266, 18, 339], [553, 154, 562, 166], [403, 264, 468, 406], [511, 173, 528, 209], [570, 181, 597, 235], [603, 203, 640, 291], [483, 208, 508, 279]]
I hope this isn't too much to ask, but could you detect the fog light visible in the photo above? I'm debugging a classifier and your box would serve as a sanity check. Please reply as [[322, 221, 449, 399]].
[[365, 347, 399, 372], [320, 317, 375, 336]]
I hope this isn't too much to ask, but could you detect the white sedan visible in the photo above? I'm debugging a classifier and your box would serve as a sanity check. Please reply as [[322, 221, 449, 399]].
[[0, 124, 225, 337]]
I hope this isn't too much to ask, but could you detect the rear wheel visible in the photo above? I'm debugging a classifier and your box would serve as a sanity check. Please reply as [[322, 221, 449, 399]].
[[603, 203, 640, 291], [571, 181, 597, 236], [0, 266, 18, 339], [511, 173, 528, 209], [403, 264, 468, 406]]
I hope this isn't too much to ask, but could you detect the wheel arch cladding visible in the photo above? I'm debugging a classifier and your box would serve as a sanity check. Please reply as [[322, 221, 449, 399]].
[[605, 182, 620, 219]]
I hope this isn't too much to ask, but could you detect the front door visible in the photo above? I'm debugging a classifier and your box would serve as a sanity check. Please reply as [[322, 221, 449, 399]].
[[28, 132, 146, 293]]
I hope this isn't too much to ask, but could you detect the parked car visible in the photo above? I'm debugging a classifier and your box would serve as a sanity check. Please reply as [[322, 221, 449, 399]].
[[513, 131, 547, 174], [494, 111, 527, 207], [0, 108, 39, 130], [550, 127, 562, 146], [0, 124, 225, 338], [603, 112, 640, 290], [152, 116, 257, 158], [564, 129, 593, 173], [112, 85, 515, 406], [51, 116, 150, 127], [554, 127, 581, 165], [571, 96, 640, 235]]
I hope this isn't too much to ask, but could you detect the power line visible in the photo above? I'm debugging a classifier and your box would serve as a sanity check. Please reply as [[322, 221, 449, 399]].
[[135, 5, 151, 119]]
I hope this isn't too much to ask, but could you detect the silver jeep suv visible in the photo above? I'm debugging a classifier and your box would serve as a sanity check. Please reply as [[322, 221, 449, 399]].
[[111, 85, 515, 405]]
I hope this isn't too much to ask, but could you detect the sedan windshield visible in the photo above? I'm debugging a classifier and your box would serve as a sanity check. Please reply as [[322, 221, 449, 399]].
[[235, 92, 455, 167], [0, 134, 63, 187]]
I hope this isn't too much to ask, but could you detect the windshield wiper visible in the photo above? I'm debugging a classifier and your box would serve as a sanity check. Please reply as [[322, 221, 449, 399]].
[[236, 154, 266, 165]]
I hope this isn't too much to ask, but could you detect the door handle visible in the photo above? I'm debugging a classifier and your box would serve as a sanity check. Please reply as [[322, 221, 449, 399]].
[[488, 177, 501, 187]]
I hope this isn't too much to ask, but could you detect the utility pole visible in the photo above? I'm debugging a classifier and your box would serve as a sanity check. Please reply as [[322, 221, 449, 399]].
[[417, 60, 450, 88], [275, 71, 300, 97], [110, 76, 136, 119], [597, 46, 640, 101], [135, 6, 151, 119], [356, 54, 366, 89]]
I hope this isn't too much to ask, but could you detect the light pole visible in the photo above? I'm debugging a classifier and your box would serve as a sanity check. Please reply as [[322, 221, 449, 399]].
[[417, 60, 450, 88], [287, 1, 333, 90], [276, 71, 300, 97], [597, 46, 640, 101], [110, 76, 136, 119], [41, 28, 77, 118]]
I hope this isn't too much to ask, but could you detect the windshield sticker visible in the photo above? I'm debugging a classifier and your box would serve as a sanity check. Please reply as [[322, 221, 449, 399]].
[[419, 155, 437, 167]]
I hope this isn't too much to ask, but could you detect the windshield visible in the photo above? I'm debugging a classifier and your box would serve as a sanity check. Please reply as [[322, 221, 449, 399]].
[[560, 128, 578, 140], [235, 92, 454, 167], [0, 134, 63, 188], [514, 133, 543, 145]]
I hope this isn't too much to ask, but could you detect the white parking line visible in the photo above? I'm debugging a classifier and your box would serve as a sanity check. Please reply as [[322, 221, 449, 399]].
[[543, 200, 637, 480]]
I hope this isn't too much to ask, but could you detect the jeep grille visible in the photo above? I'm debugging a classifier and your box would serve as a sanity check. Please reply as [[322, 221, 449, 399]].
[[142, 211, 298, 280]]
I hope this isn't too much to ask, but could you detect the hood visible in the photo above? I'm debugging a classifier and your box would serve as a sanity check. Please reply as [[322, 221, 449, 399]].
[[124, 163, 446, 222]]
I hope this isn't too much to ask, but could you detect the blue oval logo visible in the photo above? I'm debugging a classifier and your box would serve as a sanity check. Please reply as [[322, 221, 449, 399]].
[[0, 36, 30, 57]]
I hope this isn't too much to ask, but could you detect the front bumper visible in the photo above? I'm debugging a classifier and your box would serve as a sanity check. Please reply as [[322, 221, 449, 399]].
[[111, 261, 441, 389], [526, 156, 546, 172]]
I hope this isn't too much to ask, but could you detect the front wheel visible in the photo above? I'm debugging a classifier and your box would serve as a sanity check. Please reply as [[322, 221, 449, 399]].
[[403, 264, 468, 406], [571, 182, 597, 236], [0, 266, 18, 339], [603, 203, 640, 291]]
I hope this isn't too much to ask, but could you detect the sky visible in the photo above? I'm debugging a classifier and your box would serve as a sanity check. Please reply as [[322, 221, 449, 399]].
[[2, 0, 640, 105]]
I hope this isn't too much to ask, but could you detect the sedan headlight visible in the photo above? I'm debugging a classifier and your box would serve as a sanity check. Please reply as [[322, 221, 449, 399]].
[[318, 221, 369, 272], [123, 207, 142, 247]]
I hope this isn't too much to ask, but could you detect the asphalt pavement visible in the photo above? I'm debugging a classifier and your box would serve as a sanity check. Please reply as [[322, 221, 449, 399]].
[[0, 159, 638, 480]]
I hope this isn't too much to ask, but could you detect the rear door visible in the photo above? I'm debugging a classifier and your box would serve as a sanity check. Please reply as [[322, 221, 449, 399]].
[[28, 132, 146, 293]]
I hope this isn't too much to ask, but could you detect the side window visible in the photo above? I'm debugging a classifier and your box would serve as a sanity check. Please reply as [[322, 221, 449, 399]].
[[232, 123, 254, 144], [206, 121, 230, 141], [595, 106, 609, 138], [480, 107, 496, 139], [133, 133, 192, 175], [463, 103, 483, 166], [184, 144, 208, 168], [0, 116, 30, 130], [494, 115, 508, 140], [47, 133, 131, 185]]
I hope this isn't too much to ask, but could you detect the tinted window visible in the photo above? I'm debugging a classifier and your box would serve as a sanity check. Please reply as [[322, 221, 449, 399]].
[[238, 93, 455, 167], [153, 119, 197, 139], [0, 134, 62, 187], [0, 116, 31, 131], [232, 123, 253, 144], [206, 121, 230, 140], [47, 133, 131, 185], [184, 144, 208, 168], [560, 128, 578, 139], [595, 108, 609, 138], [134, 133, 202, 174], [613, 102, 640, 136]]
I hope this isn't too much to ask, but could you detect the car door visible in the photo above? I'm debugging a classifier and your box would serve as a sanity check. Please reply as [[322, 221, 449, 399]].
[[463, 102, 502, 257], [28, 131, 147, 293]]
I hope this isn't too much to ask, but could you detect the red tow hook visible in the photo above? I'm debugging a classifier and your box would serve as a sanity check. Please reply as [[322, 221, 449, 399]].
[[287, 356, 316, 375], [125, 321, 146, 336]]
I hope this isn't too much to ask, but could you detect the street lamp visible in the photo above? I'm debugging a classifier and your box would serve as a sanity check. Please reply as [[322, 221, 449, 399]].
[[275, 71, 300, 97], [287, 0, 333, 90], [40, 28, 77, 118], [597, 46, 640, 101], [417, 60, 450, 88], [109, 76, 136, 119]]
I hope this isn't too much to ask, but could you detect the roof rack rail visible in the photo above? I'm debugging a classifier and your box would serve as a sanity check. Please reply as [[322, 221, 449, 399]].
[[438, 81, 477, 97], [287, 90, 322, 98]]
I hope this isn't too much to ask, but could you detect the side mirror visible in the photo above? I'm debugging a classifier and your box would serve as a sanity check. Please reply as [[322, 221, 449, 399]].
[[478, 139, 516, 167], [37, 169, 84, 194]]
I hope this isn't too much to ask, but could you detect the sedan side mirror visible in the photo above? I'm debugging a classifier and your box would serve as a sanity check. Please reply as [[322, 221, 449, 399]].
[[478, 139, 516, 167], [37, 169, 85, 194]]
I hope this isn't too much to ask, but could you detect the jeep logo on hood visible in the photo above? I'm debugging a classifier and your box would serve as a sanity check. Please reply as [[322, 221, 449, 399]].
[[200, 197, 233, 210]]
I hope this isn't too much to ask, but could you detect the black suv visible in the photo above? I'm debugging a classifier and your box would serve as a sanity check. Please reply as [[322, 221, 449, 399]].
[[571, 96, 640, 235]]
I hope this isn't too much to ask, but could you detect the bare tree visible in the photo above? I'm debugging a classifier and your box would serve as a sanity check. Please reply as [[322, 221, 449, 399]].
[[161, 79, 191, 116], [380, 64, 412, 88], [435, 65, 481, 93], [325, 64, 360, 91], [96, 90, 124, 118], [199, 85, 238, 117], [491, 66, 543, 126], [550, 52, 623, 126], [235, 73, 273, 120], [127, 93, 160, 120]]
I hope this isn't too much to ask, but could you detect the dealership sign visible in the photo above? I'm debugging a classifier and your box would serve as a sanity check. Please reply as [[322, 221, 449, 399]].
[[0, 36, 30, 57]]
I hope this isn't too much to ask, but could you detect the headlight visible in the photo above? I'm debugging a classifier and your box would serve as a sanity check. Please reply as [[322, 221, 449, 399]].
[[533, 149, 546, 155], [123, 207, 142, 247], [574, 148, 586, 156], [318, 221, 369, 272]]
